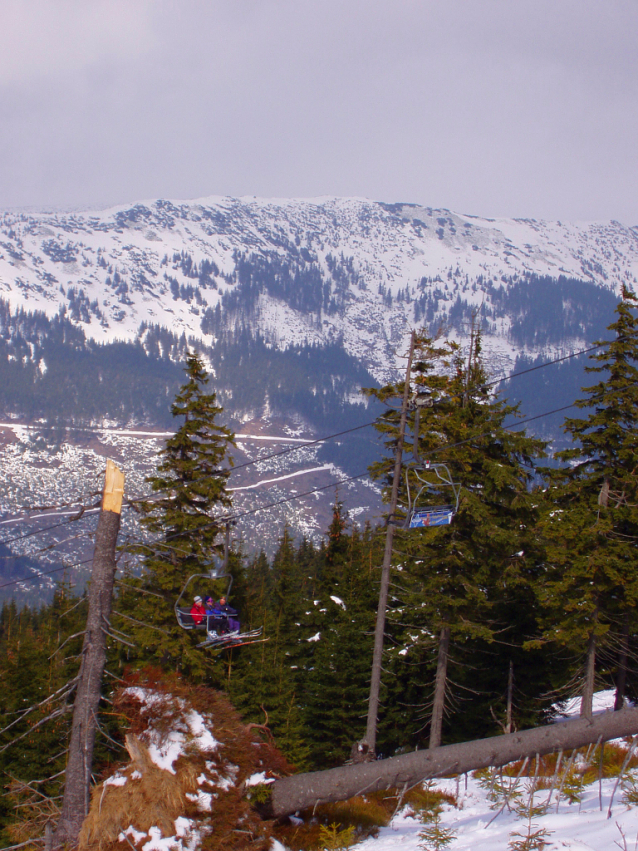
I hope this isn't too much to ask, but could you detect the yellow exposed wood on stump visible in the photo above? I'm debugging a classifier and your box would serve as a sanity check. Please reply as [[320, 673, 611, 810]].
[[102, 460, 125, 514]]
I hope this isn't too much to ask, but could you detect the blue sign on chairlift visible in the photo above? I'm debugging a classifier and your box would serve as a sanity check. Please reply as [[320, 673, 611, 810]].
[[409, 506, 454, 529]]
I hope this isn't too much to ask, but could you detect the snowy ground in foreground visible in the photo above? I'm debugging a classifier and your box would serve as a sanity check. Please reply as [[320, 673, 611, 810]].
[[356, 774, 638, 851], [352, 690, 638, 851]]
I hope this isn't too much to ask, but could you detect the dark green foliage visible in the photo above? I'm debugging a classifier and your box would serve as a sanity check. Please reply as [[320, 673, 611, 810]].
[[367, 331, 548, 746], [121, 353, 235, 679], [501, 353, 601, 445], [413, 274, 617, 346], [0, 587, 122, 843], [227, 512, 382, 770], [207, 327, 382, 475], [533, 287, 638, 698], [0, 299, 186, 426], [228, 529, 312, 768], [0, 300, 380, 473], [0, 542, 69, 609], [200, 251, 364, 325], [488, 275, 617, 349], [298, 508, 380, 767]]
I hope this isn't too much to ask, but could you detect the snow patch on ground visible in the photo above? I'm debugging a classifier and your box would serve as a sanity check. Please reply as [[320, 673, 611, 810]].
[[123, 688, 218, 774], [119, 826, 146, 845], [185, 709, 219, 752], [554, 688, 626, 720], [245, 771, 275, 787], [355, 771, 638, 851], [146, 732, 185, 775], [132, 823, 201, 851], [103, 774, 128, 787], [347, 690, 638, 851]]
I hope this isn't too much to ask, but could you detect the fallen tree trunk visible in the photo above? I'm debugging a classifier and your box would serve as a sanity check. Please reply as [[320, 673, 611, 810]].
[[269, 705, 638, 818]]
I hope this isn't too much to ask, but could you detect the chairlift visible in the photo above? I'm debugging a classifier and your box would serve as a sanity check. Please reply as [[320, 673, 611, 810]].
[[174, 522, 264, 650], [174, 556, 233, 631], [404, 461, 460, 529], [408, 504, 454, 528], [402, 396, 461, 530]]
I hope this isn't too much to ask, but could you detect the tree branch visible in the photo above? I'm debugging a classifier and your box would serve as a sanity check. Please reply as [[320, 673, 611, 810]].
[[0, 678, 79, 736], [0, 706, 72, 754]]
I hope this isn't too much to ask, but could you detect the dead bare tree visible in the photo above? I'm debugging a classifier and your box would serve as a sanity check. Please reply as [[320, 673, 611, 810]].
[[361, 331, 415, 758], [53, 460, 124, 848]]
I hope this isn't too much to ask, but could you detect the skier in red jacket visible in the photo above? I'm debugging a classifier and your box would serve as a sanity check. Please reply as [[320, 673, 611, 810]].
[[190, 595, 206, 625]]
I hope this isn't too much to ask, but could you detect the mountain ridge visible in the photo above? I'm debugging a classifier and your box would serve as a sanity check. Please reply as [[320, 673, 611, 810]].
[[2, 195, 636, 386]]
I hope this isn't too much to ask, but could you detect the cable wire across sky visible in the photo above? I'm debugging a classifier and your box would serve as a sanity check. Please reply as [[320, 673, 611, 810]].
[[123, 340, 610, 507], [0, 373, 623, 593], [0, 338, 611, 573]]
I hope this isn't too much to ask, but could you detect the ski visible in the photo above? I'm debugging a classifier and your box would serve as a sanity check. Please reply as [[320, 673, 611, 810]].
[[197, 627, 263, 649], [213, 637, 270, 651]]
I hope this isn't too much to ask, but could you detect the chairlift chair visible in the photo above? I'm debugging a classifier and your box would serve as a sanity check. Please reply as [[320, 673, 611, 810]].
[[174, 557, 233, 631], [404, 459, 461, 529], [403, 396, 461, 530], [173, 525, 265, 650]]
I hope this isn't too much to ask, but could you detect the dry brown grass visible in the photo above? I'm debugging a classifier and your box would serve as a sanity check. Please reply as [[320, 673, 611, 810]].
[[78, 668, 296, 851], [3, 777, 61, 848], [271, 786, 452, 851], [79, 743, 200, 851], [499, 740, 638, 784], [404, 783, 456, 817], [273, 796, 388, 851]]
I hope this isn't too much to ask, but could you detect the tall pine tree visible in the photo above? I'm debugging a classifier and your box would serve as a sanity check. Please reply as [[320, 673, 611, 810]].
[[368, 330, 545, 747], [536, 287, 638, 716], [299, 503, 380, 767], [121, 352, 235, 679]]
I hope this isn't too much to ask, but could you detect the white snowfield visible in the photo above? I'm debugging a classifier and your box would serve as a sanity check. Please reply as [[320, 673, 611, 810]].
[[354, 690, 638, 851], [555, 689, 625, 722], [356, 773, 638, 851], [1, 196, 637, 382]]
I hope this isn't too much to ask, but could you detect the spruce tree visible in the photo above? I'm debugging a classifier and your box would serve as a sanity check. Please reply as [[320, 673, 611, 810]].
[[536, 287, 638, 716], [0, 587, 123, 843], [368, 331, 545, 748], [121, 352, 235, 679], [227, 528, 310, 768], [300, 508, 380, 767]]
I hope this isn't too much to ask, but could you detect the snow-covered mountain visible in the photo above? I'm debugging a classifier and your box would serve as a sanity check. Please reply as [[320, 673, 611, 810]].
[[2, 196, 637, 596], [2, 196, 637, 383]]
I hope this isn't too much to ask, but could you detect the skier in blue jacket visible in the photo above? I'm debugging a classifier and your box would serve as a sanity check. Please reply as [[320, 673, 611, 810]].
[[204, 596, 225, 635], [218, 596, 240, 634]]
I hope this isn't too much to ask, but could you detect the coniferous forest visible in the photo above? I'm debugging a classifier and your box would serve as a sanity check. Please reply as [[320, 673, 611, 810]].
[[1, 289, 638, 843]]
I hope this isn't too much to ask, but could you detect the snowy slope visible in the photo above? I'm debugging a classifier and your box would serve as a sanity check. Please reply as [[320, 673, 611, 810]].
[[94, 685, 638, 851], [358, 770, 638, 851], [2, 195, 637, 593], [359, 691, 638, 851], [1, 197, 637, 382]]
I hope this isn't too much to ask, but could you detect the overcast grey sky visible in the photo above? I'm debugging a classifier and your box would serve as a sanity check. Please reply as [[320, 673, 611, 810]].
[[0, 0, 636, 223]]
